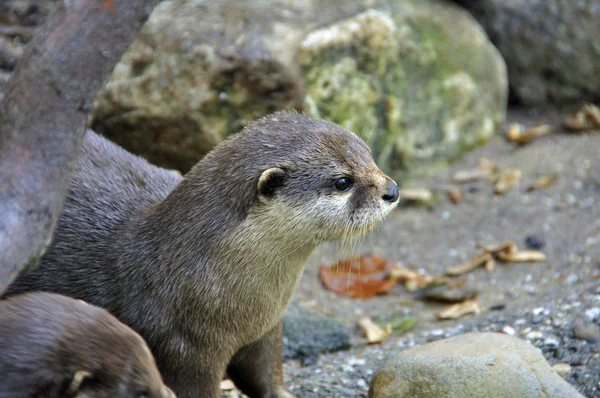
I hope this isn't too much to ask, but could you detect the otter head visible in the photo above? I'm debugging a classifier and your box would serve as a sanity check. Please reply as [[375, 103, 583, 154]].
[[57, 301, 175, 398], [192, 111, 398, 249]]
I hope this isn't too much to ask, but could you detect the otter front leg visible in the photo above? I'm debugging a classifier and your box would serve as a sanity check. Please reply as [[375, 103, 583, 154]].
[[160, 348, 226, 398], [227, 320, 295, 398]]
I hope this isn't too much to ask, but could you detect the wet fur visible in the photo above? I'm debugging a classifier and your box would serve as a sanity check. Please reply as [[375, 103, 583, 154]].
[[4, 111, 397, 397]]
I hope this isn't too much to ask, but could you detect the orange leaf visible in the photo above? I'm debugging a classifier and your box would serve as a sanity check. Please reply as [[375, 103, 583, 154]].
[[319, 256, 399, 299]]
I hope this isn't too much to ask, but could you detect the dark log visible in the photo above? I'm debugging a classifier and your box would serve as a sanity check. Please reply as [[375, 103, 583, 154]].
[[0, 0, 162, 292]]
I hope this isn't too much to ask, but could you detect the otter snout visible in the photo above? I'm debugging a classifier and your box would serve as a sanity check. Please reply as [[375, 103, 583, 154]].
[[382, 178, 399, 203]]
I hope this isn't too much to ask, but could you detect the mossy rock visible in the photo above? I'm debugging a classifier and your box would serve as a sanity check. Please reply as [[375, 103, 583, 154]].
[[92, 0, 507, 179]]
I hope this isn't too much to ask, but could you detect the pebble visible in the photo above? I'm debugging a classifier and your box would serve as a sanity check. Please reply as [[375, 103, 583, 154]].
[[531, 314, 545, 324], [584, 307, 600, 321], [553, 363, 572, 378], [430, 329, 445, 337], [501, 325, 516, 335], [526, 331, 544, 340], [525, 235, 545, 250], [573, 323, 600, 343], [565, 274, 578, 284], [544, 336, 561, 347]]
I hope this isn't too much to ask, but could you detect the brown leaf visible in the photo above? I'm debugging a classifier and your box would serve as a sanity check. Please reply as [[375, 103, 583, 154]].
[[494, 169, 522, 194], [484, 257, 496, 272], [477, 241, 517, 255], [496, 250, 547, 263], [444, 186, 463, 204], [446, 253, 493, 276], [436, 299, 482, 320], [528, 174, 558, 191], [563, 104, 600, 131], [320, 256, 399, 299], [389, 267, 448, 292], [452, 168, 491, 184], [400, 188, 433, 202], [584, 104, 600, 128], [358, 316, 392, 343], [506, 123, 555, 144]]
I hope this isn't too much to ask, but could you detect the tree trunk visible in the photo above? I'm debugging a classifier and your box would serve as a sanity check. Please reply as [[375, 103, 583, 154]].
[[0, 0, 163, 292]]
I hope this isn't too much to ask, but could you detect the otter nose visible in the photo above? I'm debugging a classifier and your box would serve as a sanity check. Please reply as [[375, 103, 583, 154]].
[[382, 180, 399, 203]]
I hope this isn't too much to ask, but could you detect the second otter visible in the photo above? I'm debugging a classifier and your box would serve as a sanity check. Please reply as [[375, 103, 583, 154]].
[[5, 111, 399, 397], [0, 292, 174, 398]]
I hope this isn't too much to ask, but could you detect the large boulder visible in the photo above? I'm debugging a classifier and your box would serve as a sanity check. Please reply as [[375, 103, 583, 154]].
[[92, 0, 507, 178], [455, 0, 600, 105], [0, 0, 61, 93], [369, 332, 584, 398]]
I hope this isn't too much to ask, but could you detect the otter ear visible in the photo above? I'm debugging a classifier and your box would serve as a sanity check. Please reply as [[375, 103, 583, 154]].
[[257, 168, 286, 201], [67, 370, 93, 396]]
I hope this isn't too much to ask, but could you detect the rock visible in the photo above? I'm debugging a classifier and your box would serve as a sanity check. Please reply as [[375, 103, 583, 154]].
[[369, 332, 583, 398], [420, 284, 478, 303], [282, 301, 350, 364], [552, 363, 572, 378], [454, 0, 600, 105], [573, 323, 600, 344], [91, 0, 507, 176], [0, 0, 60, 91], [584, 307, 600, 322]]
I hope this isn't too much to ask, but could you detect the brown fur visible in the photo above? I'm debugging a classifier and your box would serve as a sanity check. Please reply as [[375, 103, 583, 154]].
[[0, 292, 174, 398], [4, 111, 398, 397]]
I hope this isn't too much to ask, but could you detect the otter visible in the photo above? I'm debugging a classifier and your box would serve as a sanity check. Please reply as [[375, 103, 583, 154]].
[[4, 111, 399, 398], [0, 292, 174, 398]]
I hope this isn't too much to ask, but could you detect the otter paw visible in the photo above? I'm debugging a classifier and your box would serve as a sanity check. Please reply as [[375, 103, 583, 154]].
[[275, 387, 297, 398]]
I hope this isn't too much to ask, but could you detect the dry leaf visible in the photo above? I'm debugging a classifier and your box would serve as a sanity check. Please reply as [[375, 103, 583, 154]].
[[400, 188, 432, 202], [477, 241, 517, 255], [528, 174, 558, 191], [405, 275, 448, 292], [436, 299, 482, 320], [358, 316, 392, 343], [445, 186, 463, 204], [446, 253, 493, 276], [563, 110, 591, 131], [494, 169, 522, 194], [452, 158, 498, 184], [584, 104, 600, 128], [320, 256, 399, 299], [506, 123, 523, 142], [496, 250, 547, 263], [388, 267, 421, 281], [452, 169, 491, 183], [563, 104, 600, 132], [484, 257, 496, 272], [506, 123, 555, 144], [389, 268, 448, 292], [478, 158, 498, 174]]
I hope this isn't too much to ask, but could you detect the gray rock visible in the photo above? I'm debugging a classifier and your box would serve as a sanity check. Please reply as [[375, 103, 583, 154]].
[[283, 302, 350, 363], [0, 0, 61, 90], [369, 332, 583, 398], [91, 0, 507, 177], [455, 0, 600, 105], [573, 323, 600, 344]]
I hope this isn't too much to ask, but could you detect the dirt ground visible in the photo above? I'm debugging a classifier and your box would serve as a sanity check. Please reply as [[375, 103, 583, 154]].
[[282, 107, 600, 397]]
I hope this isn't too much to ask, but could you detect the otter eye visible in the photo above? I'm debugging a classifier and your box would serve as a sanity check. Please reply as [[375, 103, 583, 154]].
[[136, 389, 149, 398], [334, 177, 353, 192]]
